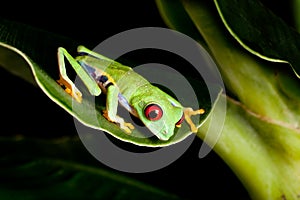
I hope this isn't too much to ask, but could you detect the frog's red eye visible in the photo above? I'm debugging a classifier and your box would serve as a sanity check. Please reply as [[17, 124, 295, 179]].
[[176, 114, 185, 126], [144, 104, 163, 121]]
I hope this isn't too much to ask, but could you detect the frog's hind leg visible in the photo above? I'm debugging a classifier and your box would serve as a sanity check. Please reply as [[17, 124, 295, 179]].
[[57, 47, 83, 102], [77, 45, 111, 61], [57, 47, 101, 103]]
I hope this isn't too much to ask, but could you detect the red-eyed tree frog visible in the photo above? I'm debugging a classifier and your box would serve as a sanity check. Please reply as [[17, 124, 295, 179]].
[[57, 46, 204, 141]]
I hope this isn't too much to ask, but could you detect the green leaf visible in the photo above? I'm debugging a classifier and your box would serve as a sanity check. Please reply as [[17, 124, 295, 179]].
[[214, 0, 300, 78], [0, 17, 215, 147], [292, 0, 300, 32], [0, 136, 181, 200], [181, 0, 300, 125], [157, 0, 300, 199], [155, 0, 207, 47]]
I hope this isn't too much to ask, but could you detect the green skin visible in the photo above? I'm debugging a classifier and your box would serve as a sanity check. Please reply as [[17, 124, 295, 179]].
[[57, 46, 202, 141]]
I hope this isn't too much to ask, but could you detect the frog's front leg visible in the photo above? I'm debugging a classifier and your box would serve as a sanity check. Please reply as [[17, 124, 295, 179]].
[[103, 85, 134, 133], [183, 107, 205, 133]]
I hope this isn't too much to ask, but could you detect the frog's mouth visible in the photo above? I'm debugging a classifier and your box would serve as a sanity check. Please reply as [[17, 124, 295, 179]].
[[153, 123, 175, 141], [155, 132, 170, 141]]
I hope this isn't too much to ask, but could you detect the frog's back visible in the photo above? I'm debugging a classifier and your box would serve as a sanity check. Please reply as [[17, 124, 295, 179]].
[[77, 55, 150, 99], [105, 61, 150, 99]]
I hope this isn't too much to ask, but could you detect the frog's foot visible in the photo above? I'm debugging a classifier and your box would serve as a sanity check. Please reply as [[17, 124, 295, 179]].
[[183, 107, 205, 133], [57, 75, 82, 103], [103, 110, 134, 134]]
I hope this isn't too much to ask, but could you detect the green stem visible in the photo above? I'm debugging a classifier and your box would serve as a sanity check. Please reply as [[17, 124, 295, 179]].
[[182, 0, 300, 125], [293, 0, 300, 32], [178, 0, 300, 199], [198, 95, 300, 200]]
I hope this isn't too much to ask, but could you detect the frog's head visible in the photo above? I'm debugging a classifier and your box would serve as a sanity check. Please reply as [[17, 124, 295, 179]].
[[132, 89, 184, 141]]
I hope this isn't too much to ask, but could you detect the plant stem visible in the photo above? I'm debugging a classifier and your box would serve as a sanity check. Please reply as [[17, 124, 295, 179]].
[[198, 95, 300, 200], [180, 1, 300, 199]]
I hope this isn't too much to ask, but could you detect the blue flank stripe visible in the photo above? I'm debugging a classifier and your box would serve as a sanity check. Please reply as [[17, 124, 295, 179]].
[[78, 61, 96, 75]]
